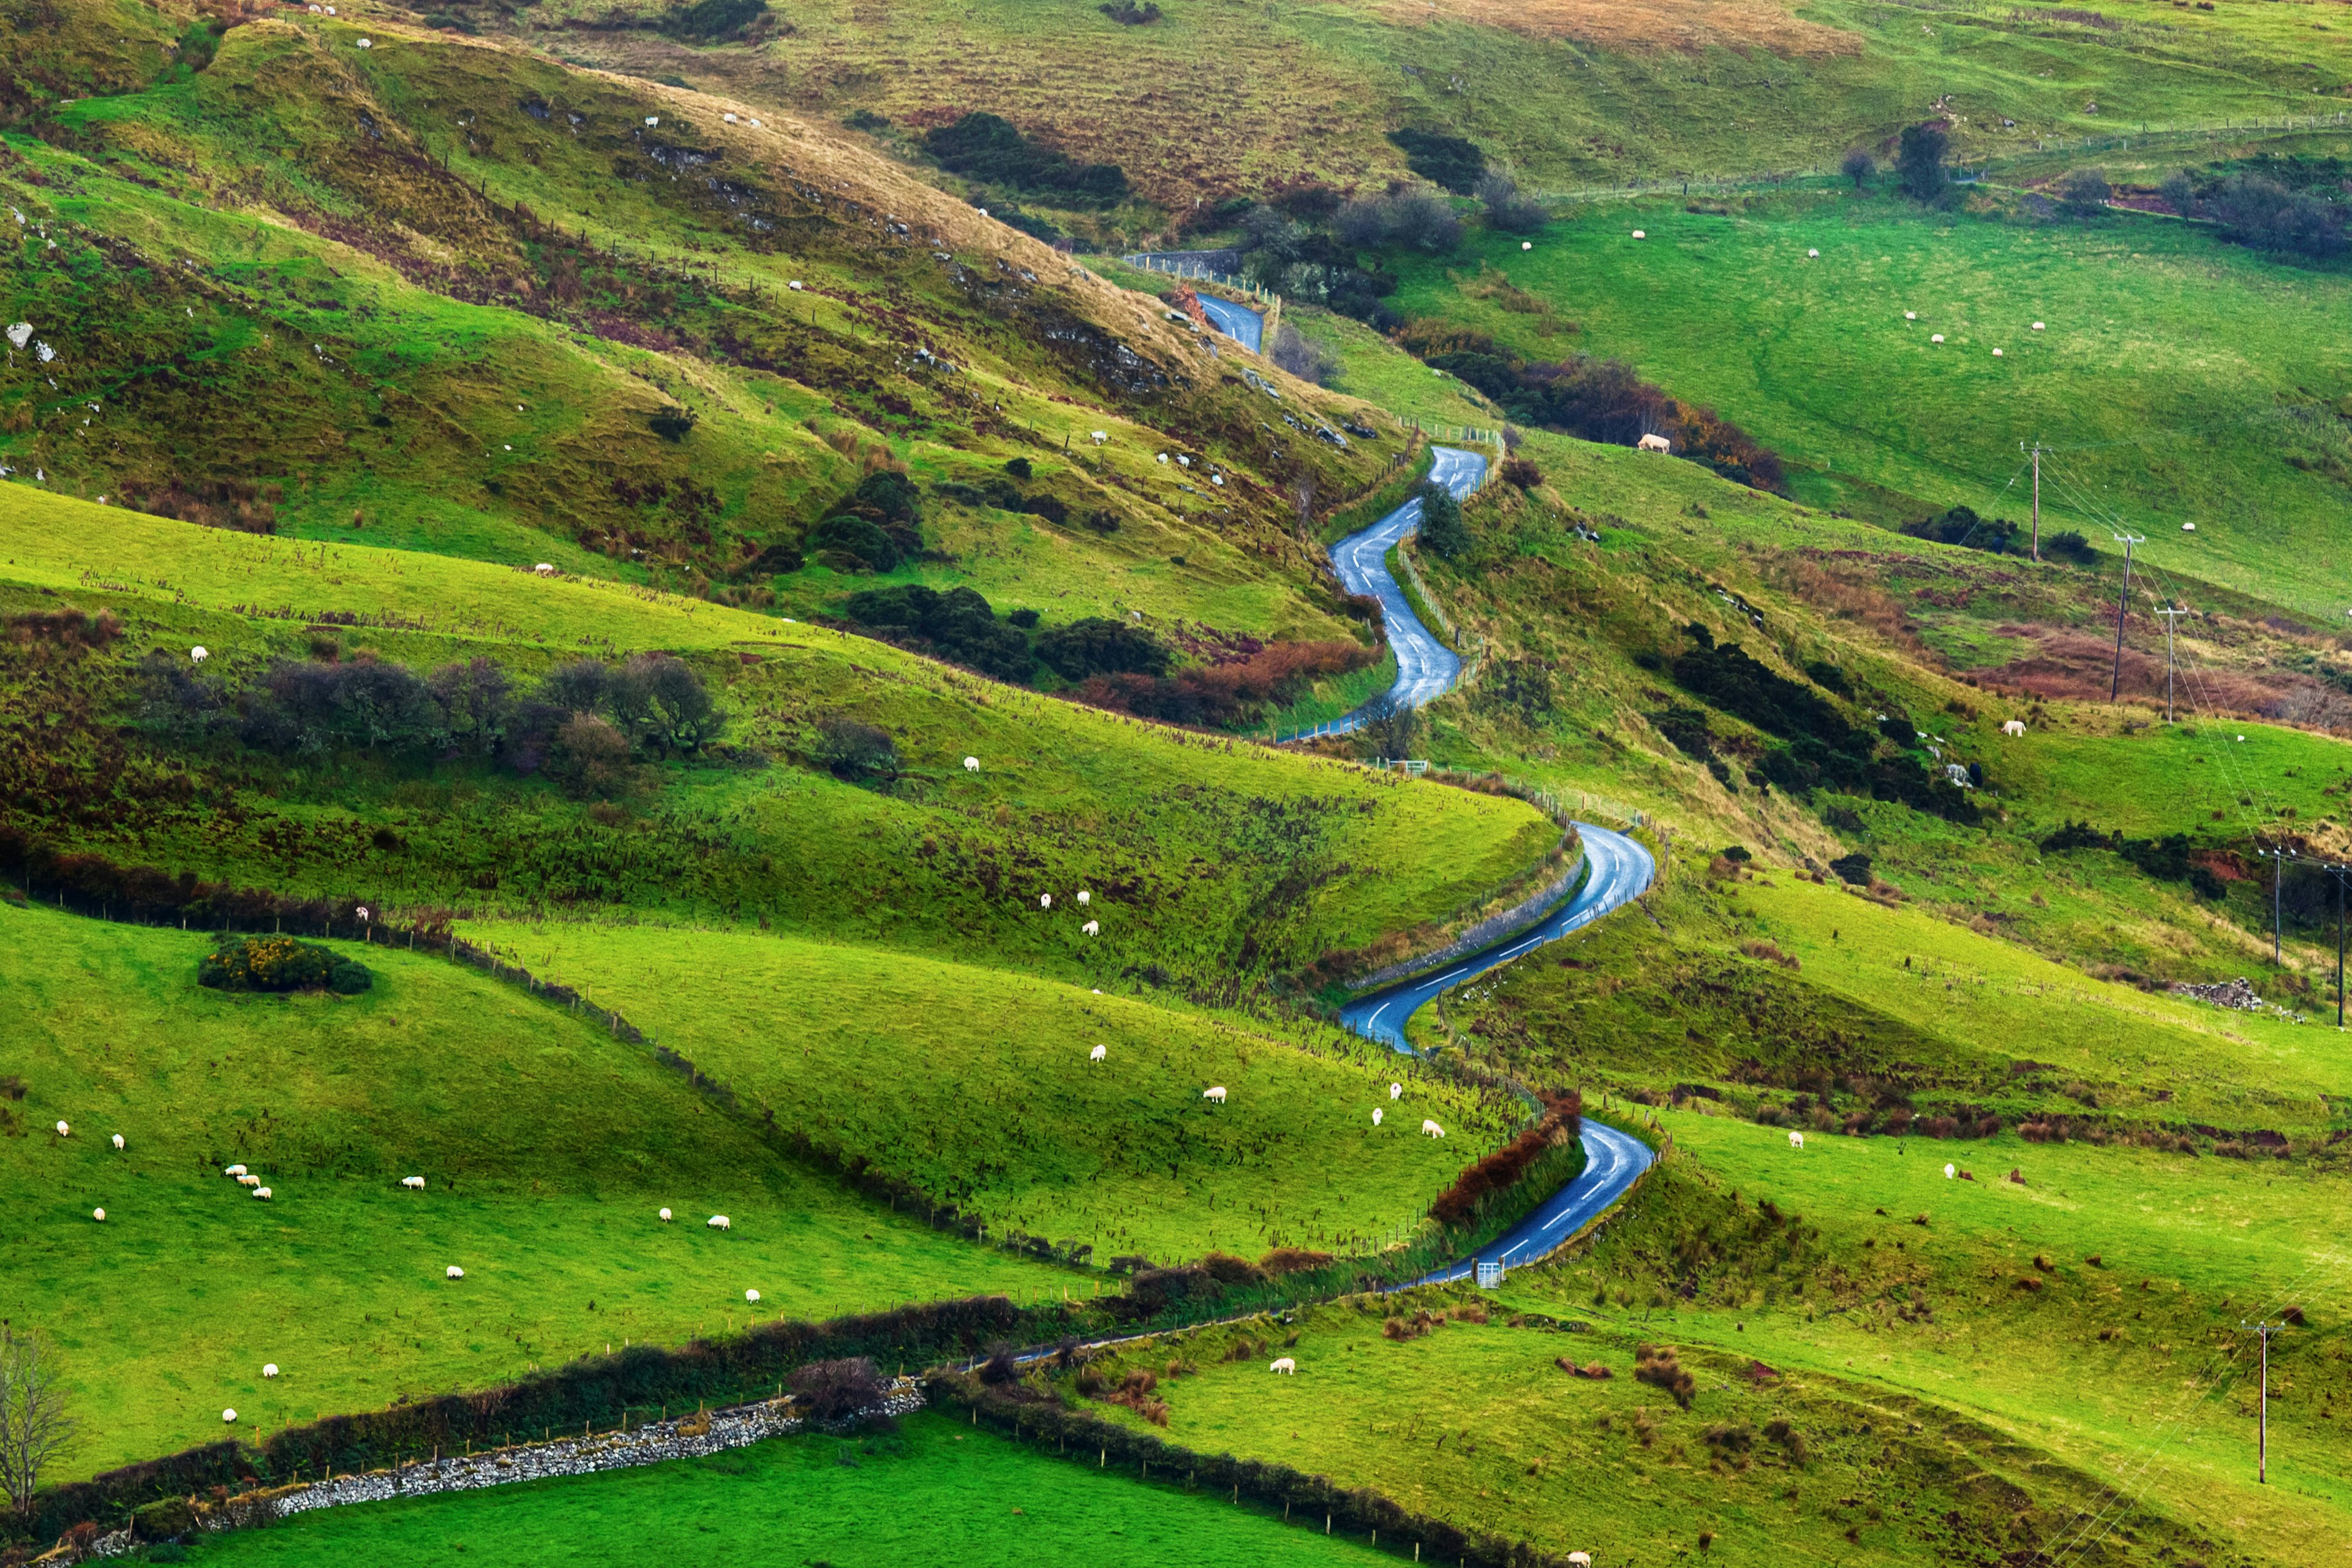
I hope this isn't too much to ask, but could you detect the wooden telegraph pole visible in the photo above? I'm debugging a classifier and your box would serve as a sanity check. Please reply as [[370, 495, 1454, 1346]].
[[2242, 1320, 2286, 1483]]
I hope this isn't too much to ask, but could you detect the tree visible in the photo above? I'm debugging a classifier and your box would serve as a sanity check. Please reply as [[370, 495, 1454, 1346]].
[[1357, 692, 1419, 761], [1894, 122, 1950, 204], [1475, 172, 1548, 234], [810, 717, 900, 783], [1412, 478, 1470, 560], [1841, 148, 1875, 190], [2159, 169, 2196, 217], [627, 654, 725, 755], [2056, 167, 2111, 217], [790, 1357, 884, 1424], [0, 1326, 75, 1516]]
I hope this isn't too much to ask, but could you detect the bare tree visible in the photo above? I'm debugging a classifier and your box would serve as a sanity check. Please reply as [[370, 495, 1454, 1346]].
[[0, 1326, 76, 1516]]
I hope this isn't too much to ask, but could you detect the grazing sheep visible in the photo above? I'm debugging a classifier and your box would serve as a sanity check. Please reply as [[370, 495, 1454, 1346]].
[[2032, 321, 2046, 330], [1944, 763, 1972, 786], [1637, 433, 1672, 453], [1372, 1109, 1384, 1126], [533, 563, 556, 577], [1389, 1082, 1403, 1101], [401, 1176, 426, 1189], [1082, 920, 1100, 936], [223, 1409, 238, 1424], [447, 1265, 464, 1279], [263, 1365, 279, 1378], [1040, 894, 1053, 909], [1992, 348, 2004, 356], [1569, 1555, 1593, 1567], [746, 1289, 761, 1303], [963, 756, 980, 771], [1077, 890, 1091, 905], [224, 1164, 247, 1177], [190, 646, 208, 663], [723, 113, 737, 124], [53, 1121, 68, 1137], [92, 1208, 105, 1222], [1422, 1119, 1445, 1138], [2182, 522, 2197, 532], [1789, 1131, 1805, 1150], [252, 1187, 272, 1200], [1631, 230, 1646, 239], [1090, 431, 1107, 445], [1931, 333, 1945, 343], [2002, 719, 2026, 736], [660, 1207, 674, 1221], [1156, 453, 1169, 464], [1807, 247, 1820, 257], [1090, 1044, 1107, 1063], [1522, 241, 1533, 251], [1905, 311, 1917, 320], [111, 1134, 124, 1150], [1204, 1086, 1227, 1104], [238, 1175, 261, 1187], [1944, 1162, 1957, 1179], [1269, 1357, 1297, 1374], [709, 1215, 732, 1230]]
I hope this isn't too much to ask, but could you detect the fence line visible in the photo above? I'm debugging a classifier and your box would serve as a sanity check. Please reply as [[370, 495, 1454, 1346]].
[[1118, 253, 1280, 310]]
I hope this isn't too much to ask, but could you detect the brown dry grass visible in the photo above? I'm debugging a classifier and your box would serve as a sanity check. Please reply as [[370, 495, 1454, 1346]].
[[1372, 0, 1856, 57]]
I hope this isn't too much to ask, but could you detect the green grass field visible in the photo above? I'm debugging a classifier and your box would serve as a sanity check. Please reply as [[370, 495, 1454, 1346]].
[[1393, 189, 2352, 618], [0, 899, 1074, 1478], [181, 1412, 1392, 1567], [456, 918, 1506, 1261]]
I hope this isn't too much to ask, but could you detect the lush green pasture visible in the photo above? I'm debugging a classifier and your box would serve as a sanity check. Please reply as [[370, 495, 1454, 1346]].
[[457, 919, 1506, 1261], [185, 1412, 1389, 1567], [1066, 1287, 2211, 1566], [0, 900, 1067, 1477], [1395, 192, 2352, 616], [0, 494, 1562, 990], [1505, 1114, 2352, 1567]]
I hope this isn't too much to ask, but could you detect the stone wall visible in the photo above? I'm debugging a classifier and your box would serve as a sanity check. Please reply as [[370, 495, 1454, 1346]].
[[1344, 850, 1586, 993]]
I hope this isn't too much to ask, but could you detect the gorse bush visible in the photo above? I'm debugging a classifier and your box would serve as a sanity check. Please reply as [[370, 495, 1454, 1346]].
[[835, 584, 1038, 683], [197, 935, 372, 995], [1414, 479, 1471, 560], [924, 113, 1130, 207], [1033, 618, 1169, 682]]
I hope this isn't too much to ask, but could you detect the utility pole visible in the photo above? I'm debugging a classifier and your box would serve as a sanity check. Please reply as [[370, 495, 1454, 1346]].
[[2024, 441, 2048, 561], [2258, 845, 2297, 965], [2109, 532, 2146, 701], [2154, 604, 2189, 722], [2328, 864, 2350, 1028], [2242, 1320, 2286, 1483]]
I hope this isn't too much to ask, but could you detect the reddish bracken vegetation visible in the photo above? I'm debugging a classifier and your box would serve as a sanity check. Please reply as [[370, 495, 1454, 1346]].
[[1071, 639, 1375, 729], [1428, 1090, 1581, 1227]]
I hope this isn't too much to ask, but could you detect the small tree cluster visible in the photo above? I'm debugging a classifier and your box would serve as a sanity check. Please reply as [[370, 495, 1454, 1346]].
[[198, 935, 372, 995]]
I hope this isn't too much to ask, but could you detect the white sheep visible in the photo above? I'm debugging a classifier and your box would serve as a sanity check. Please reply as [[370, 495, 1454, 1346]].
[[1569, 1555, 1593, 1568], [659, 1207, 674, 1221], [224, 1164, 247, 1177], [1807, 247, 1820, 258], [533, 563, 556, 578], [1422, 1120, 1445, 1138], [1931, 334, 1945, 344], [238, 1175, 261, 1187], [1637, 433, 1672, 453], [645, 116, 659, 127], [355, 36, 371, 47], [1082, 919, 1099, 936], [1789, 1130, 1805, 1150], [1371, 1108, 1384, 1126], [2032, 320, 2046, 330], [1040, 894, 1053, 909], [2002, 719, 2026, 737], [1156, 453, 1169, 464], [1905, 311, 1917, 320], [190, 646, 209, 663], [709, 1215, 732, 1230], [111, 1134, 124, 1150], [401, 1175, 426, 1189], [1521, 241, 1533, 251], [1631, 229, 1646, 239], [1268, 1357, 1297, 1374], [263, 1364, 279, 1378], [92, 1208, 105, 1222], [1077, 890, 1091, 905], [2182, 522, 2197, 532], [1203, 1086, 1227, 1104], [1944, 1162, 1957, 1179], [1090, 1044, 1107, 1063], [1090, 431, 1107, 445], [963, 756, 981, 772], [1389, 1082, 1403, 1101], [724, 113, 737, 124], [223, 1409, 238, 1424], [745, 1289, 761, 1303], [788, 280, 804, 290], [1992, 348, 2004, 356], [447, 1265, 464, 1279], [53, 1121, 68, 1137], [252, 1187, 272, 1200]]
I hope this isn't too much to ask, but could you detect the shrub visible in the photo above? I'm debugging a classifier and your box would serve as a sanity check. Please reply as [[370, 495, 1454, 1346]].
[[790, 1357, 884, 1423], [1896, 121, 1951, 204], [2208, 173, 2346, 260], [1035, 619, 1169, 682], [1634, 1345, 1695, 1408], [1476, 172, 1549, 234], [1257, 1247, 1333, 1275], [811, 717, 900, 783], [659, 0, 767, 37], [1071, 639, 1373, 729], [649, 406, 697, 441], [6, 606, 121, 650], [837, 584, 1038, 684], [1499, 456, 1542, 489], [1428, 1093, 1580, 1226], [1414, 479, 1471, 560], [1763, 1416, 1807, 1461], [1099, 0, 1162, 20], [546, 713, 636, 799], [1199, 1252, 1268, 1286], [1267, 322, 1336, 385], [198, 935, 371, 995], [809, 514, 899, 573], [1389, 128, 1487, 194], [1336, 188, 1461, 253], [2043, 529, 2095, 561], [2056, 167, 2111, 216], [1841, 148, 1875, 189], [925, 113, 1130, 207]]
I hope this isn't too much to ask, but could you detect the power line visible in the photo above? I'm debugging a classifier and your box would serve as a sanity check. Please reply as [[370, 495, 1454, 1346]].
[[2108, 530, 2146, 702]]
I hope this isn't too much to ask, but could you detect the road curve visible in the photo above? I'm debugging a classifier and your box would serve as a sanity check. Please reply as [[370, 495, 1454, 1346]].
[[1316, 453, 1659, 1280], [1194, 293, 1264, 353]]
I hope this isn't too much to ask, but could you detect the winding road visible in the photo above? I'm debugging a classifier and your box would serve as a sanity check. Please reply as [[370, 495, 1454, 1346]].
[[1186, 286, 1660, 1281]]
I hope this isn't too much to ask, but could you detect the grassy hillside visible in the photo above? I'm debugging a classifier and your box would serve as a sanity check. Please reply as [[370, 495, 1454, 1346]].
[[458, 918, 1509, 1261], [182, 1412, 1393, 1567], [0, 493, 1563, 994], [0, 899, 1071, 1477], [2, 10, 1403, 634], [532, 0, 2349, 204], [1389, 186, 2352, 617]]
